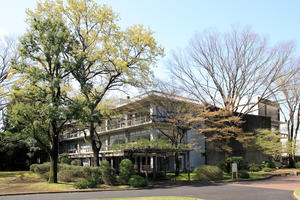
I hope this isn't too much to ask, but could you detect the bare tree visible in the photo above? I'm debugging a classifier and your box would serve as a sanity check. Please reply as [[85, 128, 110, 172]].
[[170, 26, 294, 115], [0, 37, 18, 129], [273, 61, 300, 166]]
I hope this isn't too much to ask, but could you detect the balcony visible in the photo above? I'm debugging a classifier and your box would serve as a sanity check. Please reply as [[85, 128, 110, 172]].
[[60, 115, 152, 141], [96, 115, 152, 133]]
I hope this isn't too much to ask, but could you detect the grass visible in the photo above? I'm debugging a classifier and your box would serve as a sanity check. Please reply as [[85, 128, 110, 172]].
[[0, 171, 76, 194], [166, 171, 269, 182], [295, 187, 300, 197], [98, 197, 203, 200]]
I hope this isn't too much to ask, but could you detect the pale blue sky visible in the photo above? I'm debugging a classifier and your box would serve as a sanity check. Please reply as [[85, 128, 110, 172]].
[[1, 0, 300, 77]]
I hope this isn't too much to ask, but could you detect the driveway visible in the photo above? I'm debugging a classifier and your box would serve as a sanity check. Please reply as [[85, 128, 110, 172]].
[[0, 176, 298, 200]]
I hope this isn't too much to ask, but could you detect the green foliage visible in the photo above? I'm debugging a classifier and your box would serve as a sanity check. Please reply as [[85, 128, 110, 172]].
[[40, 172, 50, 180], [216, 161, 226, 171], [193, 165, 223, 181], [58, 170, 77, 182], [261, 160, 275, 169], [119, 159, 134, 185], [238, 170, 250, 178], [59, 153, 71, 164], [73, 179, 97, 189], [226, 157, 246, 171], [71, 159, 81, 166], [248, 163, 261, 172], [82, 167, 102, 180], [262, 167, 273, 172], [128, 175, 148, 187], [100, 160, 116, 185], [252, 129, 283, 161], [274, 161, 282, 169], [295, 162, 300, 168], [30, 162, 50, 174]]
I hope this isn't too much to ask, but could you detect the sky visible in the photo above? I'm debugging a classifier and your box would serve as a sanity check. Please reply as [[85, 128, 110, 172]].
[[1, 0, 300, 78]]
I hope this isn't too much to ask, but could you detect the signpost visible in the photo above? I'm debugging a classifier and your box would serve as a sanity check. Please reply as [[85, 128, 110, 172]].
[[232, 163, 238, 179]]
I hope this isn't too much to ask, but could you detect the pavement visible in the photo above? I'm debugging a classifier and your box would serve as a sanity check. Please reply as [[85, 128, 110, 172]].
[[0, 176, 299, 200]]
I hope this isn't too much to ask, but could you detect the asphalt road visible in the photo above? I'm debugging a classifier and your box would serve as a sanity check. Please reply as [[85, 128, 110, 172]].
[[1, 176, 298, 200]]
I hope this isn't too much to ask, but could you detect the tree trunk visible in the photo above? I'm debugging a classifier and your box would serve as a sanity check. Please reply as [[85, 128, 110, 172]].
[[92, 140, 100, 166], [175, 152, 180, 176], [48, 148, 58, 183], [89, 122, 101, 167]]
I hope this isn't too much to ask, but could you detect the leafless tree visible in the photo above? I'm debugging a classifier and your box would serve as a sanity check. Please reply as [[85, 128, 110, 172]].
[[0, 37, 18, 129], [170, 26, 295, 116], [272, 61, 300, 166]]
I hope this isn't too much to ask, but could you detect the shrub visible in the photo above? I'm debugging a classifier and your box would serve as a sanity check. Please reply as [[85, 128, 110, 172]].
[[274, 161, 282, 169], [82, 167, 102, 182], [216, 161, 226, 172], [58, 170, 77, 182], [262, 167, 273, 172], [71, 159, 81, 166], [40, 172, 49, 180], [100, 160, 116, 185], [238, 170, 250, 178], [226, 157, 246, 171], [129, 175, 148, 187], [119, 159, 134, 185], [261, 160, 275, 168], [73, 179, 97, 189], [248, 163, 261, 172], [59, 153, 71, 164], [295, 162, 300, 169], [29, 162, 50, 174], [193, 165, 223, 181]]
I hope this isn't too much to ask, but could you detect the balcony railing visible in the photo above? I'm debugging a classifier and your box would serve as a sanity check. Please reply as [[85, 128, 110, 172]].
[[97, 115, 151, 133], [61, 115, 151, 141]]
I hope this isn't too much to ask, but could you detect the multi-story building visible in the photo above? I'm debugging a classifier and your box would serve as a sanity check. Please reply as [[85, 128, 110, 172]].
[[59, 91, 205, 174], [59, 92, 281, 172]]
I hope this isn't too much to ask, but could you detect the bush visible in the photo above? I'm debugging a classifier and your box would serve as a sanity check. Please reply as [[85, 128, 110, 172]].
[[100, 160, 116, 185], [59, 153, 71, 164], [82, 167, 102, 182], [261, 160, 275, 168], [216, 161, 226, 171], [73, 179, 97, 189], [58, 170, 77, 182], [262, 167, 273, 172], [119, 159, 134, 185], [129, 175, 148, 187], [274, 161, 282, 169], [193, 165, 223, 181], [248, 163, 261, 172], [238, 170, 250, 178], [29, 162, 50, 174], [226, 157, 246, 171], [71, 159, 81, 166], [295, 162, 300, 169], [40, 172, 49, 180], [155, 172, 166, 180]]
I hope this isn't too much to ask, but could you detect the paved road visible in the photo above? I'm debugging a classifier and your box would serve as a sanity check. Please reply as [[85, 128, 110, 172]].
[[1, 176, 299, 200]]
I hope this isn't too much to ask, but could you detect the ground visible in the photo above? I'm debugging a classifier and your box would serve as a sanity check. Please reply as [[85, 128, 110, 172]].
[[1, 175, 299, 200]]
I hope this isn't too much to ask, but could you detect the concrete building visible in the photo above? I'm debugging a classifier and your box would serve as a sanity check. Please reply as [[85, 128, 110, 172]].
[[59, 92, 280, 172]]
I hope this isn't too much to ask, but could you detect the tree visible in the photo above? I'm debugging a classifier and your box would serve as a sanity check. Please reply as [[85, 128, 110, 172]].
[[169, 27, 294, 155], [170, 26, 294, 115], [251, 129, 283, 161], [273, 62, 300, 166], [26, 0, 164, 166], [149, 89, 194, 176], [8, 18, 77, 183], [0, 37, 18, 130]]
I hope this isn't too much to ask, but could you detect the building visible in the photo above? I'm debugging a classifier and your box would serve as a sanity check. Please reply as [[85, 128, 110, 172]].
[[59, 92, 279, 173], [59, 91, 205, 174]]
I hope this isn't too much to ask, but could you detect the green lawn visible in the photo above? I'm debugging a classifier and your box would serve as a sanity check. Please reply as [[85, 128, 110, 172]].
[[166, 172, 269, 182], [98, 197, 203, 200]]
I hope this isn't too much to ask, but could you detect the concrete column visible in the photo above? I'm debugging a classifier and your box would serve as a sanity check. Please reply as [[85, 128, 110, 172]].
[[124, 113, 128, 126], [150, 103, 156, 121], [105, 120, 108, 131], [111, 158, 114, 168]]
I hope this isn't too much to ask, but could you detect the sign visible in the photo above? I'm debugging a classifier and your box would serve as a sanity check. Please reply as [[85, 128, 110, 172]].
[[232, 163, 238, 172]]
